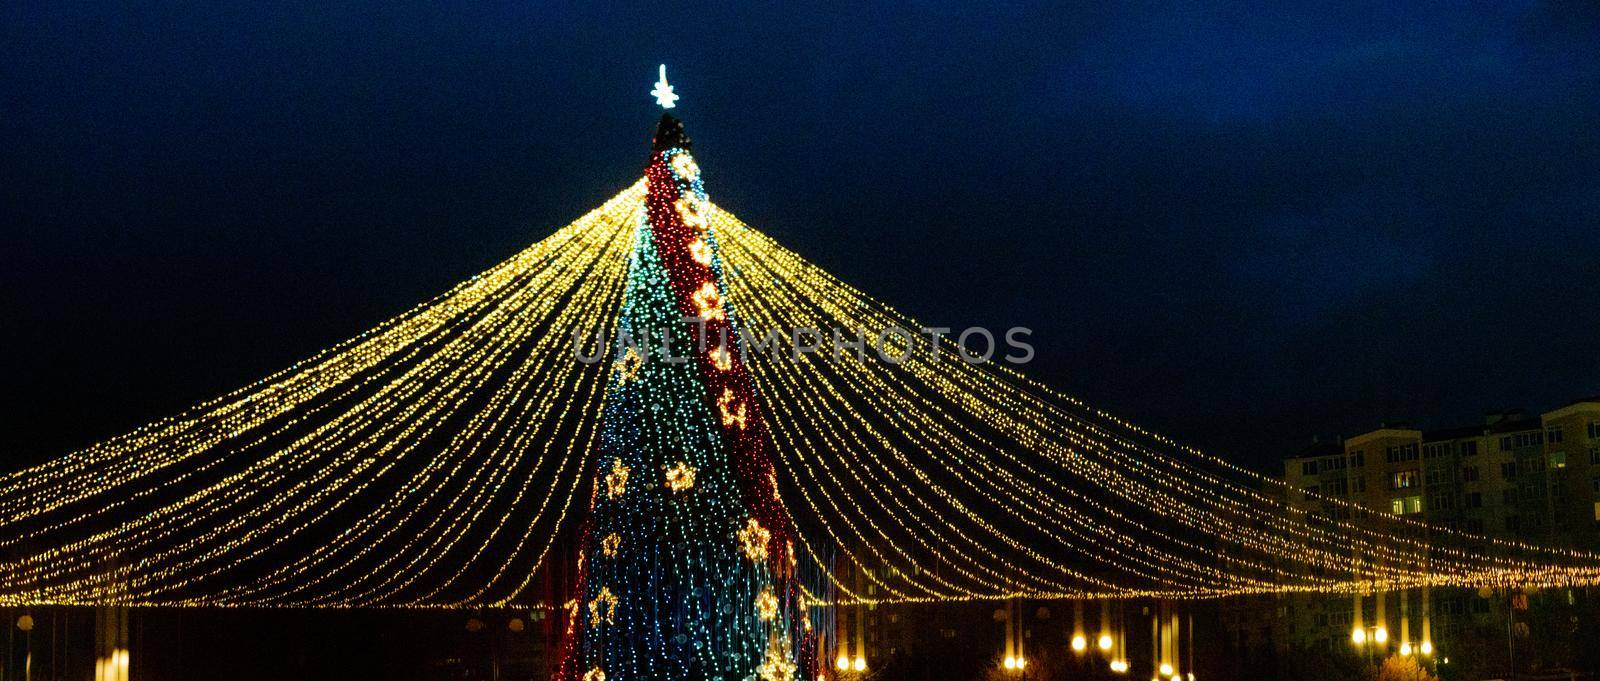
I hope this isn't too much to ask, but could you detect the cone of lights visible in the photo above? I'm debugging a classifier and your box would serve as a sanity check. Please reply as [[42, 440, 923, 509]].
[[0, 101, 1596, 630]]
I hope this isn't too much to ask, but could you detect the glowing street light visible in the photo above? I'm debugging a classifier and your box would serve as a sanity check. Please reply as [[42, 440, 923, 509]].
[[1373, 626, 1389, 644], [835, 655, 849, 671], [1351, 627, 1367, 645], [1098, 633, 1114, 652], [852, 656, 866, 672], [1071, 634, 1087, 652]]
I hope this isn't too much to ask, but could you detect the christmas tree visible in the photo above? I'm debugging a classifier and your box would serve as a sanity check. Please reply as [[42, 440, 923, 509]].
[[555, 112, 820, 680]]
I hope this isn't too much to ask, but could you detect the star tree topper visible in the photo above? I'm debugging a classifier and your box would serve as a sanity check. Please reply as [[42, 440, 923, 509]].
[[651, 64, 679, 109]]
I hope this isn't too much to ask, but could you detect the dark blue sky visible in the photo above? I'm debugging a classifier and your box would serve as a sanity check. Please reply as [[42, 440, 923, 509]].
[[3, 1, 1597, 470]]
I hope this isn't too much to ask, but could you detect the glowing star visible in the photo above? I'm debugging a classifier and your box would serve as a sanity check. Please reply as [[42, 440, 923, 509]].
[[651, 64, 679, 109], [709, 344, 733, 370], [756, 632, 797, 681], [688, 237, 713, 266], [675, 197, 710, 230], [692, 282, 726, 322], [718, 388, 748, 429], [589, 586, 618, 626], [738, 517, 771, 562], [755, 586, 780, 621], [604, 458, 631, 499], [664, 461, 697, 492], [671, 152, 700, 180], [614, 347, 643, 384], [584, 668, 607, 681], [601, 532, 621, 557]]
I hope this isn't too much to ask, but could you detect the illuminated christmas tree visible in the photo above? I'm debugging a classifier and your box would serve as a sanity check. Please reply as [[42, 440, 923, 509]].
[[556, 95, 819, 680]]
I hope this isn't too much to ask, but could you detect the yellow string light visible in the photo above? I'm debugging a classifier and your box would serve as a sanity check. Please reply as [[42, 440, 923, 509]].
[[2, 177, 1598, 610]]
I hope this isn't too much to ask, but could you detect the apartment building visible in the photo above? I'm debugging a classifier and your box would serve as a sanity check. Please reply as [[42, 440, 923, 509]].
[[1225, 397, 1600, 676]]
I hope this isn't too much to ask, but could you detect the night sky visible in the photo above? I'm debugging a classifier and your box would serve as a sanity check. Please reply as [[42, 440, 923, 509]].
[[3, 1, 1597, 473]]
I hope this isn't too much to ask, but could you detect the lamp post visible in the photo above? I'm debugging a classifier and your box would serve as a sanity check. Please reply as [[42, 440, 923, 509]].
[[1352, 624, 1389, 666], [17, 613, 34, 681]]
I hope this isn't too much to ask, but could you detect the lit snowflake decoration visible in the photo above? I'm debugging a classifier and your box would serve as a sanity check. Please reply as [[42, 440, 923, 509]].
[[756, 632, 797, 681], [589, 586, 618, 626], [693, 282, 726, 323], [614, 347, 643, 384], [675, 196, 710, 230], [671, 152, 700, 180], [755, 586, 780, 622], [738, 517, 771, 562], [709, 344, 733, 371], [718, 387, 747, 429], [601, 532, 621, 557], [664, 461, 697, 492], [604, 458, 630, 498], [688, 237, 713, 266]]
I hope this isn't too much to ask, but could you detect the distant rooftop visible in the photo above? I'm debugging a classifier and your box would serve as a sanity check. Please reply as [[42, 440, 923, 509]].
[[1422, 423, 1486, 441], [1283, 396, 1599, 459], [1285, 438, 1342, 460]]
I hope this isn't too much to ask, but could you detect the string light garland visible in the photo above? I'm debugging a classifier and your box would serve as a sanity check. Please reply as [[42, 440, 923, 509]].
[[0, 99, 1595, 648], [710, 205, 1600, 600]]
